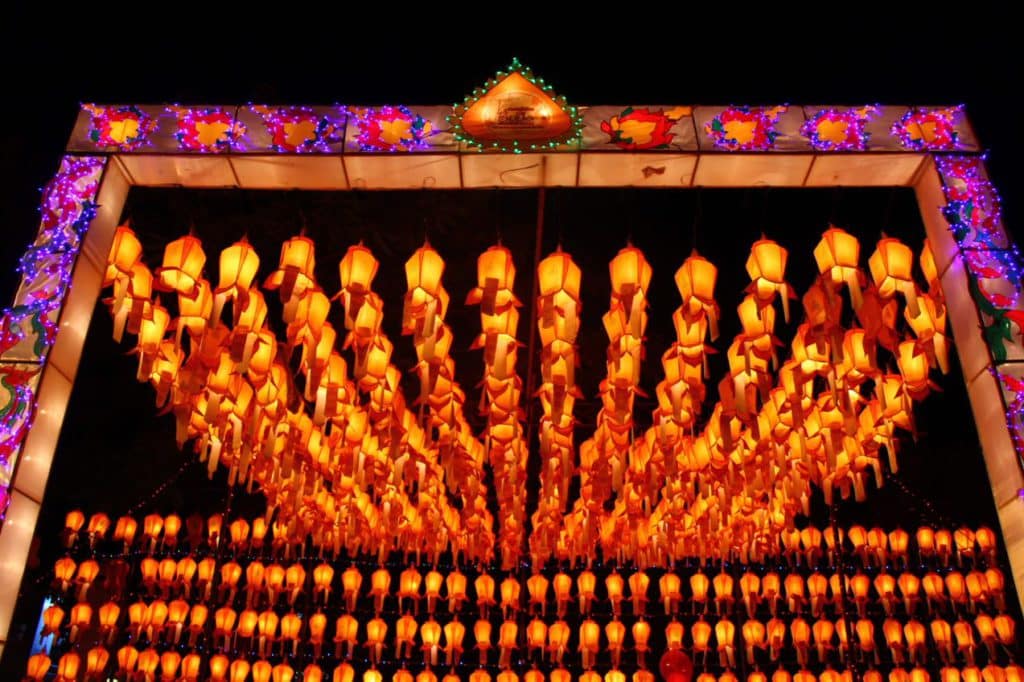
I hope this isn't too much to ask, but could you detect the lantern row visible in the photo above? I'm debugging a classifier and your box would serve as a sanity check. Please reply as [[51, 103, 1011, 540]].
[[61, 511, 1003, 573], [28, 647, 1024, 682], [45, 514, 1019, 677], [101, 225, 948, 566]]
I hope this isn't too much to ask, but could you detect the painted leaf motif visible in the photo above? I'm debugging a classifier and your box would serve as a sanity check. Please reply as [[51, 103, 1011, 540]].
[[108, 118, 140, 144], [195, 121, 231, 147], [380, 117, 413, 146], [283, 120, 318, 147], [723, 119, 757, 145], [618, 120, 658, 144], [815, 119, 849, 145]]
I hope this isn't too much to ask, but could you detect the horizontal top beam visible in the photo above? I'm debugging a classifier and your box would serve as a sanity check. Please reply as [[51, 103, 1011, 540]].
[[68, 104, 979, 157]]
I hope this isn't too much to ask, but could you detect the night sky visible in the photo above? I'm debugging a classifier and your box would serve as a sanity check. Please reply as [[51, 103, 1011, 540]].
[[0, 20, 1019, 675]]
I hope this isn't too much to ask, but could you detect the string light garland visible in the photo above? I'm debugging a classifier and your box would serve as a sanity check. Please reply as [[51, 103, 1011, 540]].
[[704, 106, 787, 151], [891, 107, 964, 151], [0, 156, 104, 521], [251, 106, 345, 153], [935, 157, 1024, 470], [800, 107, 879, 152], [448, 58, 583, 153], [82, 104, 157, 151], [167, 106, 246, 153], [352, 106, 436, 152]]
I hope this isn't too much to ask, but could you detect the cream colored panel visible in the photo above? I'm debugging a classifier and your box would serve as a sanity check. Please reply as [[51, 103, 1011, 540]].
[[694, 154, 813, 187], [14, 368, 73, 503], [914, 159, 959, 277], [578, 153, 696, 187], [967, 369, 1024, 509], [117, 155, 237, 187], [460, 153, 578, 188], [805, 154, 924, 187], [230, 156, 347, 189], [47, 256, 102, 385], [81, 160, 130, 272], [343, 155, 460, 189], [0, 491, 41, 641]]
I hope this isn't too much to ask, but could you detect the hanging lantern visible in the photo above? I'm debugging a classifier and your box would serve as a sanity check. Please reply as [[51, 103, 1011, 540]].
[[675, 250, 720, 339], [155, 234, 206, 298], [448, 570, 469, 612], [869, 236, 919, 316], [335, 664, 356, 682], [85, 647, 110, 681], [365, 616, 387, 664], [264, 234, 317, 301], [55, 652, 81, 682], [632, 619, 651, 667], [746, 237, 792, 321], [815, 226, 863, 309], [475, 619, 494, 666]]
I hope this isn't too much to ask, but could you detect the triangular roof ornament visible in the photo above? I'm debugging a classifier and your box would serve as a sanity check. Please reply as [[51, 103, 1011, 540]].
[[449, 58, 582, 153]]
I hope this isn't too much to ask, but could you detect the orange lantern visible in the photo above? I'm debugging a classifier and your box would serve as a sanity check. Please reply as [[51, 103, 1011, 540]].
[[55, 652, 81, 682], [815, 226, 863, 309], [606, 572, 625, 615], [265, 234, 317, 301], [528, 573, 550, 615], [577, 571, 597, 615], [444, 618, 466, 666], [632, 619, 651, 667], [117, 646, 139, 678], [335, 664, 356, 682], [252, 660, 273, 682], [665, 619, 685, 651], [605, 619, 626, 668], [579, 618, 600, 669], [501, 576, 522, 618], [396, 613, 418, 659], [869, 236, 919, 316], [747, 237, 792, 321], [476, 619, 494, 666], [424, 570, 443, 614], [155, 234, 206, 298], [553, 572, 573, 617], [365, 616, 387, 664], [548, 619, 570, 665], [25, 651, 50, 675], [420, 617, 442, 666], [85, 647, 109, 681], [499, 619, 519, 668], [342, 566, 363, 611], [447, 569, 468, 612], [628, 570, 649, 615], [476, 573, 497, 618], [215, 237, 260, 309]]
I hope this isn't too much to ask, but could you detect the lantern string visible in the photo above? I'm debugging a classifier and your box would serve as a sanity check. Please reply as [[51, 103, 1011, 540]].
[[882, 470, 959, 529], [124, 458, 197, 518]]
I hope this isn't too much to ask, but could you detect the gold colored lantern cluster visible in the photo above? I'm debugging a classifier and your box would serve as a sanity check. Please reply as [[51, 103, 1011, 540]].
[[102, 225, 948, 566]]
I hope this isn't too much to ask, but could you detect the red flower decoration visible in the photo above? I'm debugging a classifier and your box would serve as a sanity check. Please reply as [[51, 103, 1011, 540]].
[[891, 106, 962, 150], [168, 107, 246, 152], [251, 106, 343, 152], [705, 106, 787, 151], [801, 106, 878, 151], [83, 104, 157, 150]]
